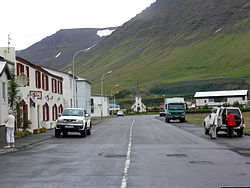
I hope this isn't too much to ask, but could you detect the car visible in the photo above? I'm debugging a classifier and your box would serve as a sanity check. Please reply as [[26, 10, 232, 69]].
[[117, 110, 125, 116], [159, 108, 165, 117], [204, 107, 245, 137], [55, 108, 92, 137]]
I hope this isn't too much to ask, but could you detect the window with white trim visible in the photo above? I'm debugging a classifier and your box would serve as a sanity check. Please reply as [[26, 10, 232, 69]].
[[42, 74, 49, 91], [43, 103, 49, 121], [58, 81, 63, 94], [2, 82, 6, 102], [52, 104, 58, 121], [52, 79, 57, 93], [35, 71, 41, 88]]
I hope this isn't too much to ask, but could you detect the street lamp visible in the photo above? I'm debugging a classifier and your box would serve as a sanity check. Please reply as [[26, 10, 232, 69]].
[[100, 70, 112, 117], [113, 91, 119, 114], [72, 49, 87, 107], [110, 84, 119, 115]]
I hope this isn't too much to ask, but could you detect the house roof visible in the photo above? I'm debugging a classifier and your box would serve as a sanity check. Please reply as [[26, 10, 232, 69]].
[[0, 61, 12, 79], [194, 90, 248, 98], [16, 57, 63, 81]]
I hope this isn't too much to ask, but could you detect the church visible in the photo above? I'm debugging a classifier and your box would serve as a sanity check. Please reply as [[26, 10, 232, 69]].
[[131, 83, 146, 112]]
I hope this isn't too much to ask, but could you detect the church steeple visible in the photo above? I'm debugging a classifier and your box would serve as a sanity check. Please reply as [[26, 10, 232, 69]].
[[131, 81, 146, 112], [136, 81, 141, 98]]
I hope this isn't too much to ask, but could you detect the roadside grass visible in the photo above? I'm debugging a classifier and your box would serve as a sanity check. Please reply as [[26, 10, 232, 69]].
[[186, 112, 250, 133]]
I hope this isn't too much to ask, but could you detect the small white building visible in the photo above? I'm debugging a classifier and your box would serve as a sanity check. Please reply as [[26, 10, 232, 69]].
[[131, 84, 146, 112], [76, 78, 91, 114], [16, 57, 64, 131], [0, 59, 12, 126], [91, 94, 110, 117], [194, 90, 248, 107]]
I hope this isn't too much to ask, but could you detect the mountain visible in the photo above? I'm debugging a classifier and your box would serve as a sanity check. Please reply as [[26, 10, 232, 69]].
[[67, 0, 249, 98], [17, 0, 250, 100], [16, 27, 117, 69]]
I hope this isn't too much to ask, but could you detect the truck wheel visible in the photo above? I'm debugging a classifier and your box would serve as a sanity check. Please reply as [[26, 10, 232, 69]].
[[55, 130, 61, 137], [81, 127, 87, 137], [237, 129, 243, 137], [180, 118, 185, 123], [87, 128, 91, 135], [63, 131, 68, 137], [204, 123, 209, 135]]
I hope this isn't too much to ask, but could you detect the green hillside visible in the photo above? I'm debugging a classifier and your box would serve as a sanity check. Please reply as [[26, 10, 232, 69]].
[[64, 0, 250, 99]]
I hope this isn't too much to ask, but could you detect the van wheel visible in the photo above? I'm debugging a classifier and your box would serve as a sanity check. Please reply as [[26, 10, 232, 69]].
[[237, 129, 243, 137]]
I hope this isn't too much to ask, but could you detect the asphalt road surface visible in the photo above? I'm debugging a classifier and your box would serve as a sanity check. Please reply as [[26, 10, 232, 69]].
[[0, 115, 250, 188]]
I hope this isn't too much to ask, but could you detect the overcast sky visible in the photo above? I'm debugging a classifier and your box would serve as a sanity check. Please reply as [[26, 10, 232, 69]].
[[1, 0, 156, 50]]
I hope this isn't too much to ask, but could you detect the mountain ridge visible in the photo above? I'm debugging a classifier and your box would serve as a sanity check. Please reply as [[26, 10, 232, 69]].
[[17, 0, 250, 99]]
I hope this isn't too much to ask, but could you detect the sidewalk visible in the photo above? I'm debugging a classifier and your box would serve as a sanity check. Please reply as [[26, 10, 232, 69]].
[[0, 129, 55, 155], [0, 118, 104, 155]]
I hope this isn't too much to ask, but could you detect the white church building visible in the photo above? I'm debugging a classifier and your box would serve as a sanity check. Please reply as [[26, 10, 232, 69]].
[[131, 83, 146, 112]]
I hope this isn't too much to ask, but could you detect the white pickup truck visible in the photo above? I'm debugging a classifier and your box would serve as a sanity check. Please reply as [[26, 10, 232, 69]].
[[204, 107, 245, 137], [55, 108, 92, 137]]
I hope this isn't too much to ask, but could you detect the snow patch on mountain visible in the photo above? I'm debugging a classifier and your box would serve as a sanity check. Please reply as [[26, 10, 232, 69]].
[[97, 29, 115, 37]]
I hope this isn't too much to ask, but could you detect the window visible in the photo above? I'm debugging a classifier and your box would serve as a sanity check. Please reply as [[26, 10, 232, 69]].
[[59, 104, 63, 114], [43, 103, 49, 121], [35, 71, 41, 88], [26, 67, 30, 86], [58, 81, 63, 94], [52, 104, 58, 121], [209, 98, 214, 102], [214, 97, 227, 103], [16, 63, 24, 76], [42, 74, 49, 91], [2, 82, 6, 102], [52, 79, 57, 93], [91, 99, 94, 106]]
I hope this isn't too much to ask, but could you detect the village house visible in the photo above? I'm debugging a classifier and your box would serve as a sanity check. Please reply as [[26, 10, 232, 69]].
[[194, 90, 249, 108], [91, 94, 110, 117], [16, 57, 64, 131], [43, 67, 92, 114], [0, 58, 12, 126]]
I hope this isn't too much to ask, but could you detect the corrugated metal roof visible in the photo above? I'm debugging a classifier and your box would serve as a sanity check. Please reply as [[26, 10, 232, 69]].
[[194, 90, 248, 98]]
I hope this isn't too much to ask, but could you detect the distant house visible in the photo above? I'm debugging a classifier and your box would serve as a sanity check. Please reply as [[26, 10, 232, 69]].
[[131, 83, 146, 112], [0, 60, 12, 126], [194, 90, 248, 107], [91, 94, 110, 117], [76, 77, 91, 114]]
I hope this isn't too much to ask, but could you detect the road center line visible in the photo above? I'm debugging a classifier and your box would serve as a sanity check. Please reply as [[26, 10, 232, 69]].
[[121, 119, 134, 188]]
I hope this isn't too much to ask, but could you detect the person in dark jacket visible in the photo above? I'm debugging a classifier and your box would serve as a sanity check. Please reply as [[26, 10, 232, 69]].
[[226, 112, 236, 137]]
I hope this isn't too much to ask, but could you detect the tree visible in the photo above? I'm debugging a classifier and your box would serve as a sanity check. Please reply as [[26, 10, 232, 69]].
[[8, 68, 21, 115]]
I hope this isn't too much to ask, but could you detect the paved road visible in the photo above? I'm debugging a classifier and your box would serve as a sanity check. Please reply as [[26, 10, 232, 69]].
[[0, 115, 250, 188]]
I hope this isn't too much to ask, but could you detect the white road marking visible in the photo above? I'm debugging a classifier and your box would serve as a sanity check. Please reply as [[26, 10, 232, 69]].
[[121, 119, 134, 188]]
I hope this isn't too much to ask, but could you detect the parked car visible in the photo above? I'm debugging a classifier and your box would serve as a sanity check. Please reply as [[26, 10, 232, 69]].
[[159, 108, 165, 117], [55, 108, 92, 137], [204, 107, 245, 137], [117, 110, 125, 116]]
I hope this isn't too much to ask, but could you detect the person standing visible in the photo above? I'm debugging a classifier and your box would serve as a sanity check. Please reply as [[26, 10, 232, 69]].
[[226, 112, 236, 137], [4, 110, 15, 149], [209, 109, 217, 139]]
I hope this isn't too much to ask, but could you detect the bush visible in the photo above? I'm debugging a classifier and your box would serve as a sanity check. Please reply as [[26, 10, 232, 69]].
[[15, 130, 31, 139]]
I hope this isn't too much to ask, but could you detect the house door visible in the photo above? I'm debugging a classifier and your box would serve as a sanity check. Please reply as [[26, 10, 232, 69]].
[[37, 105, 40, 129], [17, 100, 28, 129]]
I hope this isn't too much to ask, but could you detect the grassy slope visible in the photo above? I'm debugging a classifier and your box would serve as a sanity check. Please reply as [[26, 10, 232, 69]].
[[74, 31, 250, 94]]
